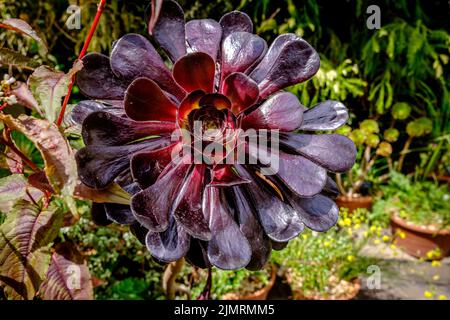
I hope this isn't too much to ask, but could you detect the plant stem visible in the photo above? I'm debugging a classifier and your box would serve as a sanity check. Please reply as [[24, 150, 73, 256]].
[[0, 133, 39, 173], [56, 0, 107, 126], [397, 136, 414, 172], [162, 258, 185, 300]]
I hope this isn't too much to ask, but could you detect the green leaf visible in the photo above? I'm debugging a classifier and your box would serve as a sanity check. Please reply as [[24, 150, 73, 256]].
[[0, 200, 62, 299], [39, 242, 93, 300], [0, 48, 40, 70], [0, 174, 43, 213], [27, 62, 83, 122], [0, 18, 48, 53], [0, 114, 78, 200], [74, 181, 131, 205]]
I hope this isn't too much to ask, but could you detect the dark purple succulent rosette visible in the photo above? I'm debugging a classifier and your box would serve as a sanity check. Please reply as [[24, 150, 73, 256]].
[[73, 0, 356, 271]]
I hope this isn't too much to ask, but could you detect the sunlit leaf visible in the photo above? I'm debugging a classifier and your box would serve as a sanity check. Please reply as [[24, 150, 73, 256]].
[[0, 18, 48, 53], [0, 114, 78, 200], [0, 48, 40, 70], [28, 62, 83, 122], [40, 242, 93, 300], [0, 200, 62, 300], [74, 181, 131, 205]]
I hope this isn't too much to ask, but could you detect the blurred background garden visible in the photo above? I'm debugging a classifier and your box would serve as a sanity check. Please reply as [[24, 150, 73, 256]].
[[0, 0, 449, 300]]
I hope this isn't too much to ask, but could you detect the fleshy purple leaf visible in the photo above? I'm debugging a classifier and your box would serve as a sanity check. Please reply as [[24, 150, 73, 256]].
[[131, 159, 190, 232], [220, 32, 267, 81], [186, 19, 222, 61], [242, 92, 303, 131], [146, 217, 190, 262], [280, 133, 357, 173], [204, 187, 251, 270], [289, 194, 339, 232], [173, 52, 215, 93], [219, 11, 253, 40], [124, 77, 178, 122], [222, 72, 259, 114], [300, 101, 348, 131], [152, 0, 186, 62], [252, 37, 320, 98], [76, 53, 129, 100], [82, 111, 175, 146], [110, 33, 184, 100]]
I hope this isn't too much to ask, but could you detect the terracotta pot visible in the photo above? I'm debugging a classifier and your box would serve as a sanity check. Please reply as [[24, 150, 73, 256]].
[[335, 196, 373, 213], [390, 214, 450, 260], [288, 275, 360, 300], [222, 267, 277, 300]]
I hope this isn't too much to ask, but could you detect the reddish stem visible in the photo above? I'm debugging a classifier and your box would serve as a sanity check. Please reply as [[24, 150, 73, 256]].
[[56, 0, 107, 126], [0, 135, 39, 173]]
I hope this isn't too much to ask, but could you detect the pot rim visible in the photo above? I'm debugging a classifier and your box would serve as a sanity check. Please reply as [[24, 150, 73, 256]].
[[391, 213, 450, 236]]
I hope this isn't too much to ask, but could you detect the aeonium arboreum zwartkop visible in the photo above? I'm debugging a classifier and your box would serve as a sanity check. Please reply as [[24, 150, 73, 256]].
[[73, 0, 356, 271]]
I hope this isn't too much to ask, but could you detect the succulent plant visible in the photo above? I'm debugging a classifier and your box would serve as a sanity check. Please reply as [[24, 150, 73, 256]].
[[72, 0, 356, 270], [383, 128, 399, 142], [391, 102, 411, 120]]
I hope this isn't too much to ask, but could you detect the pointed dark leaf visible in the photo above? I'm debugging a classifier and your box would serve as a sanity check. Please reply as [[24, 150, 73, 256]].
[[70, 100, 124, 126]]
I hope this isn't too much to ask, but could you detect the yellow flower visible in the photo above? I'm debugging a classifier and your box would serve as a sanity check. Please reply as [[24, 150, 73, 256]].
[[431, 261, 441, 267], [347, 228, 353, 236], [363, 231, 369, 238], [343, 218, 352, 226], [427, 251, 434, 259], [354, 223, 361, 230], [382, 235, 390, 242], [438, 295, 447, 300], [373, 239, 381, 245], [370, 226, 377, 233], [389, 244, 397, 250], [302, 234, 308, 240], [424, 291, 434, 299], [347, 255, 355, 262], [324, 241, 331, 248], [397, 230, 406, 239], [432, 275, 440, 281]]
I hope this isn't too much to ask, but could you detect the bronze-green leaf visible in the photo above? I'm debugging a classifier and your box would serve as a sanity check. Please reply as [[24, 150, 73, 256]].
[[0, 48, 40, 70], [0, 114, 77, 198], [74, 181, 131, 205], [39, 242, 93, 300], [0, 18, 48, 53], [0, 174, 43, 213], [27, 62, 83, 122], [0, 200, 62, 300]]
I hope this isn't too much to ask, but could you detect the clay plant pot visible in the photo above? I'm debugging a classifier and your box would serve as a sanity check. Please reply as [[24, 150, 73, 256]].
[[287, 273, 361, 300], [222, 267, 277, 300], [335, 195, 373, 213], [390, 214, 450, 260]]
